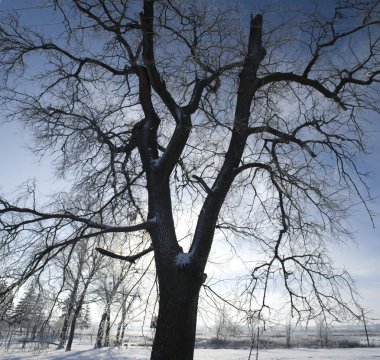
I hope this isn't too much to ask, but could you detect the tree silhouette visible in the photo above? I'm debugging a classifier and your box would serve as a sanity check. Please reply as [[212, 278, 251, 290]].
[[0, 1, 379, 359]]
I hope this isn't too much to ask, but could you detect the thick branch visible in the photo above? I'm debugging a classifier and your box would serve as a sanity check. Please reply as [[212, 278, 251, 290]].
[[0, 201, 151, 233], [190, 14, 266, 266], [183, 61, 242, 115], [33, 43, 129, 76], [96, 246, 153, 263], [141, 0, 179, 122], [248, 125, 317, 158], [259, 72, 347, 110], [135, 66, 160, 172]]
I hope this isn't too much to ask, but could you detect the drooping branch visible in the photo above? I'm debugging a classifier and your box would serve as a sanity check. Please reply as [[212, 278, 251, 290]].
[[0, 200, 151, 234]]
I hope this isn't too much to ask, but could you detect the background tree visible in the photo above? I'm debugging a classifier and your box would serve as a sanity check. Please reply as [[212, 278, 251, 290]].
[[286, 320, 292, 349], [94, 258, 135, 348], [77, 304, 91, 334], [55, 239, 103, 351], [316, 316, 331, 348], [65, 245, 102, 351], [10, 280, 47, 344], [56, 244, 87, 350], [0, 279, 13, 323], [115, 288, 140, 347], [0, 1, 379, 359], [214, 303, 241, 342], [0, 279, 14, 346]]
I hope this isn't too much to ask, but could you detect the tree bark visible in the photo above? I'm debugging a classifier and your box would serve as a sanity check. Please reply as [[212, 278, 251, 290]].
[[151, 271, 202, 360]]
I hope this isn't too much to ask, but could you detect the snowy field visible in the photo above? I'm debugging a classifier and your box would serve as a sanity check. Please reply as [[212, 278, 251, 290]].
[[1, 345, 380, 359]]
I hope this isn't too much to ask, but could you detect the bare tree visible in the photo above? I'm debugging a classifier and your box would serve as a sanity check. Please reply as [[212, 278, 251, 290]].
[[316, 316, 331, 348], [214, 303, 240, 342], [286, 320, 292, 349], [0, 279, 13, 323], [115, 288, 139, 347], [0, 1, 379, 359], [65, 245, 102, 351], [0, 279, 14, 347], [56, 245, 87, 350], [94, 260, 132, 348]]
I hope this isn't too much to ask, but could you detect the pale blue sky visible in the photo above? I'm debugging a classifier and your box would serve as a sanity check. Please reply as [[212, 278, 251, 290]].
[[0, 0, 379, 321]]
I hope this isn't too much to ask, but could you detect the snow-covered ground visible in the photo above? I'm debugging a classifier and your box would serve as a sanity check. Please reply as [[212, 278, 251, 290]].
[[1, 345, 380, 359]]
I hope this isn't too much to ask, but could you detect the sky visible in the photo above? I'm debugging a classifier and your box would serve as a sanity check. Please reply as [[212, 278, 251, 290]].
[[0, 0, 379, 324]]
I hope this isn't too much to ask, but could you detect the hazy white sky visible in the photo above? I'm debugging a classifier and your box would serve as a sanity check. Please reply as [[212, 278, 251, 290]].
[[0, 0, 379, 322]]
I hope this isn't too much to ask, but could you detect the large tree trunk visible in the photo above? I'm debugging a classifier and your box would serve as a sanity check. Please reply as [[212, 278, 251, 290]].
[[151, 271, 202, 360], [145, 177, 204, 359]]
